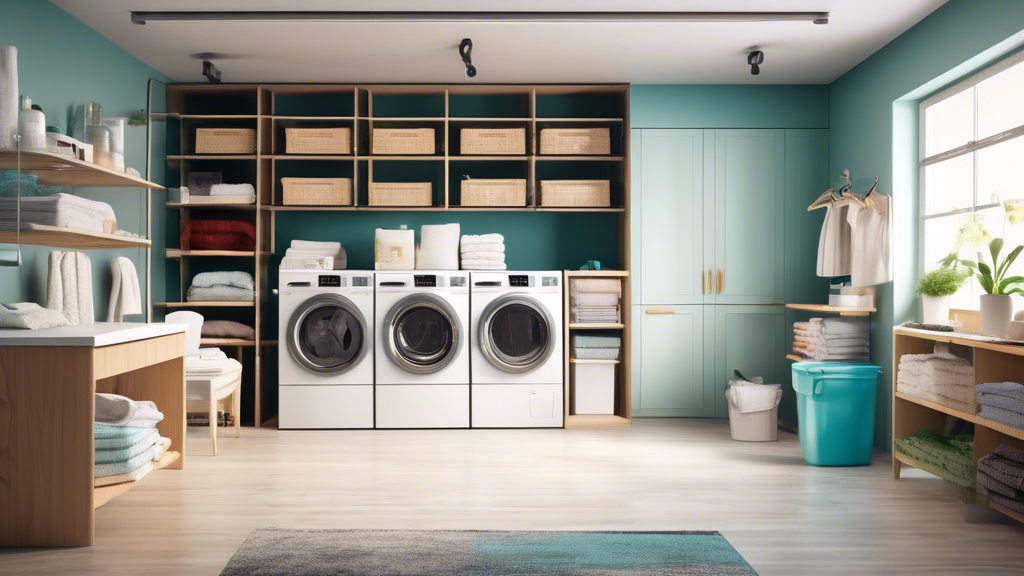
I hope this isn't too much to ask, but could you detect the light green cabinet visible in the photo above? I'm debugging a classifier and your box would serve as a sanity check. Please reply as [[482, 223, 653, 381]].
[[633, 305, 711, 417]]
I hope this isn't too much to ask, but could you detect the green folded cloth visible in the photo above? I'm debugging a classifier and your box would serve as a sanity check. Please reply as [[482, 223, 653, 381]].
[[572, 334, 621, 348], [94, 423, 157, 450], [95, 429, 160, 463], [895, 430, 975, 490]]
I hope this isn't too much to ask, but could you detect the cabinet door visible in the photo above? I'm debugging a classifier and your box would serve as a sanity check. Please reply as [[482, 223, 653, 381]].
[[712, 129, 785, 304], [712, 305, 786, 418], [639, 130, 705, 304], [634, 305, 711, 417]]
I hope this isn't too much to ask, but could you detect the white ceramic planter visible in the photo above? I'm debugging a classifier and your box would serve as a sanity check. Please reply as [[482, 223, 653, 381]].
[[921, 295, 950, 325], [980, 294, 1014, 337]]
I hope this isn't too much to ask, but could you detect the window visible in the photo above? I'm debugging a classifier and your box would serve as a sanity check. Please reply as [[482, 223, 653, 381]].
[[920, 51, 1024, 310]]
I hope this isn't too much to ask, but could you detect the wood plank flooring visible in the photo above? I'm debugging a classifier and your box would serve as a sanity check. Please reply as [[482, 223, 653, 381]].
[[2, 419, 1022, 575]]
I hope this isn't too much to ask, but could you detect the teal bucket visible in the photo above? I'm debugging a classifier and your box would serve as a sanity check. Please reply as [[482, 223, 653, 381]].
[[791, 362, 881, 466]]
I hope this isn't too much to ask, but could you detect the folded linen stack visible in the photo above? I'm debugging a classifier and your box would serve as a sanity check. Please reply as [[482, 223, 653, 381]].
[[976, 382, 1024, 429], [187, 271, 254, 302], [181, 219, 256, 251], [572, 333, 621, 360], [416, 224, 460, 270], [94, 393, 170, 487], [896, 343, 974, 413], [460, 233, 506, 270], [200, 183, 256, 204], [894, 429, 975, 491], [0, 193, 116, 233], [977, 444, 1024, 513], [281, 240, 347, 270], [186, 347, 243, 401], [791, 317, 870, 361], [570, 278, 621, 324]]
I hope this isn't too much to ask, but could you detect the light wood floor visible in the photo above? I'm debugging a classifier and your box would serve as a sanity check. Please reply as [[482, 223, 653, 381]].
[[3, 419, 1022, 575]]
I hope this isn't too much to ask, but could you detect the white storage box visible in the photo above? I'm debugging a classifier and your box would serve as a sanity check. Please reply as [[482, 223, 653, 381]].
[[725, 377, 782, 442], [573, 362, 616, 415]]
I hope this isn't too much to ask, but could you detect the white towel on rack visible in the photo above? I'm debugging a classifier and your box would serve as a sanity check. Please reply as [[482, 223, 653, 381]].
[[107, 257, 141, 322], [47, 250, 94, 325]]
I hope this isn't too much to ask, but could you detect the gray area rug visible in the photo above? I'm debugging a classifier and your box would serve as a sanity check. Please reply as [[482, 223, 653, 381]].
[[220, 529, 757, 575]]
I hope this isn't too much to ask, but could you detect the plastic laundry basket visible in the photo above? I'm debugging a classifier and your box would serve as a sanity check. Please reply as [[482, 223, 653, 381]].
[[726, 378, 783, 442], [791, 362, 881, 466]]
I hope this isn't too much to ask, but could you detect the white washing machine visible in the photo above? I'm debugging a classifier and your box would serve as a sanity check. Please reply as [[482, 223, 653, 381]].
[[278, 269, 374, 429], [375, 271, 470, 428], [470, 271, 564, 428]]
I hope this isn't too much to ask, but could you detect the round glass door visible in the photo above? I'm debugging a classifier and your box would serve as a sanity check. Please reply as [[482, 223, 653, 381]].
[[479, 296, 555, 373], [384, 294, 463, 374], [287, 294, 367, 374]]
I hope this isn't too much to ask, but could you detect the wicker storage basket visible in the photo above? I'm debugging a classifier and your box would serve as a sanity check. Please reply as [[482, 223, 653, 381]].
[[285, 127, 352, 155], [539, 128, 611, 155], [461, 179, 527, 207], [195, 128, 256, 154], [372, 128, 435, 155], [369, 182, 433, 206], [540, 180, 611, 207], [460, 128, 526, 155], [281, 178, 353, 206]]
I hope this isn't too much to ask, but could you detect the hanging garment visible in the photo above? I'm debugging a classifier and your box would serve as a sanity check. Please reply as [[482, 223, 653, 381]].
[[0, 46, 17, 151], [46, 251, 94, 325], [107, 257, 142, 322], [848, 194, 893, 287], [817, 203, 860, 277]]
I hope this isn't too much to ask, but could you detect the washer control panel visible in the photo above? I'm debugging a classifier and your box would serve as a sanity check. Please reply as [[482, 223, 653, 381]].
[[509, 275, 531, 287], [318, 275, 342, 287], [414, 275, 437, 288]]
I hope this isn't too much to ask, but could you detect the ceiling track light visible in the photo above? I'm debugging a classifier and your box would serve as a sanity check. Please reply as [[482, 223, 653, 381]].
[[131, 11, 829, 25]]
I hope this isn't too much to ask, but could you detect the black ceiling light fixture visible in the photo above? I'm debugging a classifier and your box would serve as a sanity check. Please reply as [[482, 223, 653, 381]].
[[202, 60, 222, 83], [748, 50, 764, 76], [459, 38, 476, 79]]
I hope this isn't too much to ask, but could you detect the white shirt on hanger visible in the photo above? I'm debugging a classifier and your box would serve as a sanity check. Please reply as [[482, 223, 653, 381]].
[[847, 194, 893, 287], [817, 202, 861, 277]]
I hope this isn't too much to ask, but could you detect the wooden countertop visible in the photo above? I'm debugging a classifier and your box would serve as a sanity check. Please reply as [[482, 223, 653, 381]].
[[0, 322, 186, 347]]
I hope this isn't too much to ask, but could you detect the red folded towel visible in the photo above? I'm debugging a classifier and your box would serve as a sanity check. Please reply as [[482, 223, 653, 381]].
[[182, 219, 256, 251]]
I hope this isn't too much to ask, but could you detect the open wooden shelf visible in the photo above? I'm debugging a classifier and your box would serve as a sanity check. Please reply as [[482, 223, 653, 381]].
[[0, 150, 164, 189], [785, 303, 876, 317], [201, 338, 256, 347], [94, 450, 180, 509], [565, 415, 632, 429], [0, 225, 150, 250], [896, 392, 1024, 442], [167, 155, 257, 161], [893, 451, 972, 491], [987, 500, 1024, 524], [569, 323, 625, 330], [786, 354, 805, 362], [151, 113, 257, 120], [153, 301, 255, 308], [166, 249, 256, 259], [166, 202, 258, 210], [569, 358, 620, 364], [269, 155, 355, 160]]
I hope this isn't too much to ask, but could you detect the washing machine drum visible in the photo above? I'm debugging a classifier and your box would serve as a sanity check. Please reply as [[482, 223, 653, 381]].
[[384, 294, 463, 374], [479, 295, 555, 373], [287, 294, 367, 374]]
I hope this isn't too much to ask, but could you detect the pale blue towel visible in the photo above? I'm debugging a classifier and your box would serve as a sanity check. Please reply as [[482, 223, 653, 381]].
[[94, 423, 155, 448], [94, 444, 158, 478], [95, 429, 159, 463]]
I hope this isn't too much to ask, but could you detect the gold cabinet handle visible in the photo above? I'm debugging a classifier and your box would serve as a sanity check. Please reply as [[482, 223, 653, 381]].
[[707, 269, 713, 295], [646, 309, 674, 315], [717, 268, 723, 294]]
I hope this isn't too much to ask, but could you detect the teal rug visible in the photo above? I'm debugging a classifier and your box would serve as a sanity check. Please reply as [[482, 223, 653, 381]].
[[220, 530, 757, 575]]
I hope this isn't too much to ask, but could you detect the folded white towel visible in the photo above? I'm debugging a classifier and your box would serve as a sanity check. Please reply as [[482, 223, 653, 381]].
[[47, 250, 93, 325], [210, 183, 255, 197], [285, 248, 347, 269], [417, 223, 460, 270], [460, 260, 507, 270], [291, 240, 342, 252], [280, 256, 336, 270], [186, 286, 255, 302], [95, 393, 164, 428], [107, 257, 142, 322], [186, 350, 229, 374], [191, 271, 254, 291], [573, 293, 620, 307], [460, 250, 505, 262], [460, 233, 504, 245], [0, 302, 69, 330], [570, 278, 622, 296], [459, 243, 505, 253]]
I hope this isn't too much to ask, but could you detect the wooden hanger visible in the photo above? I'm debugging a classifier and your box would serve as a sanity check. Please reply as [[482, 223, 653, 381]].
[[808, 170, 859, 211]]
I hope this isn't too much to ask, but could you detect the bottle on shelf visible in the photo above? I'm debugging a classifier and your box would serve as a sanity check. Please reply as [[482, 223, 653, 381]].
[[18, 97, 46, 151]]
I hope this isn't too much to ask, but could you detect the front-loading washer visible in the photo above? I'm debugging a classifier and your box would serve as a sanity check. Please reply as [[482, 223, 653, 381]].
[[470, 271, 564, 428], [278, 269, 374, 429], [375, 271, 470, 428]]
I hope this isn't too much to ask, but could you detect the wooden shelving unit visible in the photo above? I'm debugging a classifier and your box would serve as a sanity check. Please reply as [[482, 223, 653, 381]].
[[0, 150, 165, 189], [893, 324, 1024, 525], [154, 301, 255, 308], [93, 450, 180, 509], [785, 303, 876, 317], [0, 224, 150, 250]]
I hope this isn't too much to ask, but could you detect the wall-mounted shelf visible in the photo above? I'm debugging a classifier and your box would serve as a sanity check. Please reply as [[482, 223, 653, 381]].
[[94, 450, 180, 509], [785, 303, 876, 317], [785, 354, 805, 362], [200, 338, 256, 347], [0, 225, 150, 250], [154, 301, 255, 308], [0, 150, 164, 189], [165, 249, 257, 259], [166, 202, 258, 210]]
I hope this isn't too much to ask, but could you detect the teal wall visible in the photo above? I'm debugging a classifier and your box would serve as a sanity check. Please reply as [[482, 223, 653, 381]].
[[829, 0, 1024, 450], [631, 85, 829, 129], [0, 0, 170, 320]]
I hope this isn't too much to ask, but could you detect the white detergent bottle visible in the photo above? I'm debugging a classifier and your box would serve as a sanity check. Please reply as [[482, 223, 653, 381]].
[[18, 97, 46, 151]]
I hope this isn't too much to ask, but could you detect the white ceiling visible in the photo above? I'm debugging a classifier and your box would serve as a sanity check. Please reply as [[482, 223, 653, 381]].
[[52, 0, 948, 84]]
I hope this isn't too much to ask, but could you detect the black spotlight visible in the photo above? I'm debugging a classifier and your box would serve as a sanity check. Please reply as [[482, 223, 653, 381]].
[[459, 38, 477, 78], [202, 60, 222, 83], [748, 51, 764, 76]]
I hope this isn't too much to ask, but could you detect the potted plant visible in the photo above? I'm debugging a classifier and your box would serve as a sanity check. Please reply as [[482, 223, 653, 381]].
[[962, 238, 1024, 337], [916, 267, 968, 324]]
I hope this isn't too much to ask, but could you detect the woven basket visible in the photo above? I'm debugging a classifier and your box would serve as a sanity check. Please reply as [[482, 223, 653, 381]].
[[281, 178, 353, 206], [540, 180, 611, 207], [372, 128, 435, 155], [461, 128, 526, 155], [195, 128, 256, 154], [369, 182, 433, 206], [539, 128, 611, 155], [285, 127, 352, 155], [461, 179, 527, 207]]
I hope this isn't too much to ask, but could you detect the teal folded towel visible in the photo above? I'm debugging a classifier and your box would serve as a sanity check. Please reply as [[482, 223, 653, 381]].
[[95, 429, 160, 463], [572, 334, 621, 348], [94, 423, 156, 449], [94, 444, 158, 478]]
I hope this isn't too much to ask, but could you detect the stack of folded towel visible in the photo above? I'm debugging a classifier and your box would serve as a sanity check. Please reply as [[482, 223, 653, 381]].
[[791, 317, 870, 362], [201, 183, 256, 204], [281, 240, 347, 270], [896, 343, 974, 413], [570, 278, 621, 324], [94, 393, 170, 487], [187, 271, 255, 302], [0, 193, 116, 233], [185, 346, 232, 373], [460, 234, 506, 270], [572, 333, 621, 360], [976, 382, 1024, 429], [977, 444, 1024, 513], [894, 429, 975, 491]]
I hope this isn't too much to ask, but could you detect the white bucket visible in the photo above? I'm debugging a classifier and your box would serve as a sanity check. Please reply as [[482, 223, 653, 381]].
[[726, 381, 782, 442]]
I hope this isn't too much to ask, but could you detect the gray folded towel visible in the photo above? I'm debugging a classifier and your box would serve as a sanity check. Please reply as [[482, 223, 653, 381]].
[[996, 443, 1024, 465], [978, 405, 1024, 430], [978, 453, 1024, 491], [977, 469, 1023, 499], [0, 302, 69, 330]]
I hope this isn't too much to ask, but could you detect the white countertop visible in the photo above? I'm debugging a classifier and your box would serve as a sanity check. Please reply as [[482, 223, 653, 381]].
[[0, 322, 187, 347]]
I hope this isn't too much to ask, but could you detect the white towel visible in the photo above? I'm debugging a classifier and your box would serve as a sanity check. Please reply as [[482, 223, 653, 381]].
[[459, 250, 505, 262], [0, 46, 17, 151], [186, 350, 229, 374], [0, 302, 69, 330], [291, 240, 341, 252], [107, 257, 141, 322], [460, 233, 504, 245], [191, 271, 254, 291], [186, 285, 254, 302], [209, 183, 255, 197], [459, 243, 505, 254], [95, 393, 164, 428], [570, 278, 622, 296], [280, 256, 335, 270], [460, 260, 507, 270], [47, 251, 93, 325], [285, 248, 346, 269], [573, 293, 620, 307], [152, 437, 171, 462], [416, 223, 460, 270]]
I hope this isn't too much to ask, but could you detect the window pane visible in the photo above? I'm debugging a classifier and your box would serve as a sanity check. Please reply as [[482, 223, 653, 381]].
[[977, 136, 1024, 207], [924, 154, 974, 215], [925, 89, 974, 157], [924, 215, 975, 310], [978, 59, 1024, 139]]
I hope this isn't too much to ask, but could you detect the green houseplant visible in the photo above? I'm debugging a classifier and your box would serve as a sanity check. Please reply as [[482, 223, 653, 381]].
[[916, 267, 968, 324], [962, 238, 1024, 336]]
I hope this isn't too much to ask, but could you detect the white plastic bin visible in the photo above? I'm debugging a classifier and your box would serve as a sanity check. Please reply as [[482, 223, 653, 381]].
[[573, 362, 616, 414], [726, 377, 782, 442]]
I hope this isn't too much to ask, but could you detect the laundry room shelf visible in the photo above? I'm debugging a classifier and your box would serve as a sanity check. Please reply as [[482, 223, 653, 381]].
[[785, 354, 806, 362], [94, 450, 180, 510], [166, 202, 258, 210], [0, 225, 150, 250], [785, 303, 875, 316], [569, 358, 621, 364], [153, 301, 255, 308], [166, 155, 258, 161], [569, 323, 625, 330], [165, 249, 257, 259], [200, 338, 256, 347], [565, 415, 632, 429], [0, 150, 164, 189]]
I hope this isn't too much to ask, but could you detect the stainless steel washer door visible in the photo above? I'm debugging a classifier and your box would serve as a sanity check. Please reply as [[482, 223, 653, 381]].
[[287, 293, 368, 374], [384, 294, 463, 374], [478, 295, 555, 373]]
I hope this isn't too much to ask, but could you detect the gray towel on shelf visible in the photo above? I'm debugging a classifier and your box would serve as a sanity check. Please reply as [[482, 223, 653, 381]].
[[978, 405, 1024, 430], [978, 453, 1024, 491], [186, 285, 254, 302], [976, 382, 1024, 403], [977, 393, 1024, 416], [996, 443, 1024, 466], [0, 302, 69, 330], [190, 271, 255, 291], [977, 469, 1023, 500], [984, 490, 1024, 514]]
